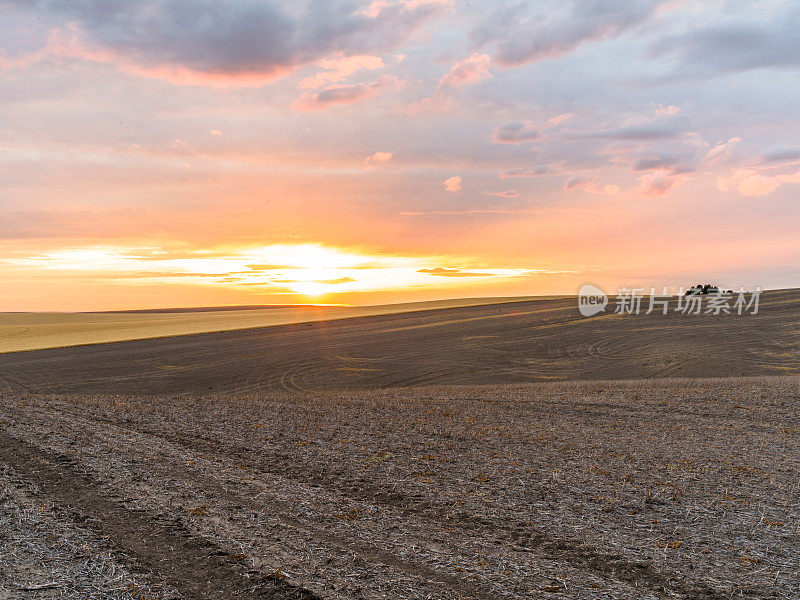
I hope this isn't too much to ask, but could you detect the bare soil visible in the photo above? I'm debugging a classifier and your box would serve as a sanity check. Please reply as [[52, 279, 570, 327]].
[[0, 433, 319, 600], [1, 377, 797, 599]]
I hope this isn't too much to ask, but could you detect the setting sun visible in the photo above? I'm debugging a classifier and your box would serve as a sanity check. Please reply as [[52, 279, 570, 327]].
[[2, 243, 548, 308]]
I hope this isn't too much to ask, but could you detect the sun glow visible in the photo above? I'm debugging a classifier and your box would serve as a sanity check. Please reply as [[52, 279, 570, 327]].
[[6, 243, 552, 301], [289, 282, 332, 297]]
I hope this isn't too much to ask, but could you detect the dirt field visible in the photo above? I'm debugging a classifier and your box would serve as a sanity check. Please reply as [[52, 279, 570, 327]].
[[0, 297, 541, 353], [0, 290, 799, 395], [1, 378, 798, 599], [1, 294, 798, 599]]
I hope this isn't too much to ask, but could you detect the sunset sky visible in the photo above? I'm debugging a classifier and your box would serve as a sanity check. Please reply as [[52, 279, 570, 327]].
[[1, 0, 799, 310]]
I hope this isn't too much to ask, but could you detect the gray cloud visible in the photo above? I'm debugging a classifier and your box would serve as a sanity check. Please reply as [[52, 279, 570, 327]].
[[632, 156, 695, 175], [9, 0, 445, 82], [293, 77, 396, 110], [636, 173, 684, 197], [761, 147, 800, 165], [492, 121, 539, 144], [500, 165, 553, 178], [472, 0, 664, 67], [574, 125, 679, 141], [653, 5, 800, 76], [563, 176, 591, 191]]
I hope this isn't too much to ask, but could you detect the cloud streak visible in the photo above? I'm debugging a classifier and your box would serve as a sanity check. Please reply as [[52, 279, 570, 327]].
[[299, 54, 385, 89], [292, 76, 399, 110], [563, 176, 619, 195], [405, 52, 491, 114], [473, 0, 665, 67]]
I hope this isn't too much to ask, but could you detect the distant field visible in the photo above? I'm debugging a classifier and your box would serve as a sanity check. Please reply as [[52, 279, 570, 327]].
[[1, 289, 799, 395], [1, 378, 797, 599], [0, 296, 542, 353]]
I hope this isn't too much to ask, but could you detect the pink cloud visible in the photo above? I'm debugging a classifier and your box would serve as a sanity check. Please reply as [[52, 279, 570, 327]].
[[405, 53, 490, 114], [734, 170, 778, 196], [298, 54, 385, 89], [361, 0, 452, 18], [364, 151, 393, 166], [656, 104, 681, 116], [439, 53, 491, 88], [443, 176, 462, 192], [484, 190, 518, 198], [717, 168, 800, 197], [706, 137, 742, 163], [548, 113, 574, 126]]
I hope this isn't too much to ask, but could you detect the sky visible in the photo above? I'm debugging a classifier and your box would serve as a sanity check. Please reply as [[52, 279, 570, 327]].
[[1, 0, 799, 310]]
